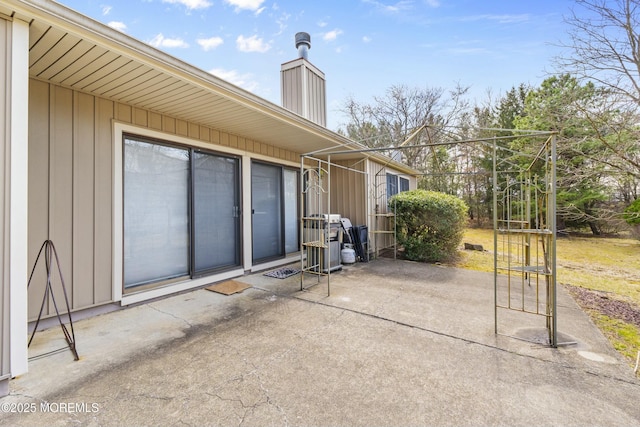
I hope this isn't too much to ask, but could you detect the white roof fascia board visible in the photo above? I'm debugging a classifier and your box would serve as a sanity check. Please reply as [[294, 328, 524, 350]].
[[7, 0, 354, 147], [7, 0, 415, 171]]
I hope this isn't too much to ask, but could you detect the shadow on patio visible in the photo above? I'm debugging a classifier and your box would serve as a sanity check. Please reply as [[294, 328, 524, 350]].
[[4, 258, 639, 426]]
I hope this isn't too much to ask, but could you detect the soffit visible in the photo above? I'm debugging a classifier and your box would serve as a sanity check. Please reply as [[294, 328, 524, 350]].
[[14, 0, 356, 157]]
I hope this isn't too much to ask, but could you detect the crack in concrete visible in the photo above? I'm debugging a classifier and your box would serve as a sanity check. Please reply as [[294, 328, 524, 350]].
[[128, 392, 173, 402], [211, 392, 254, 409], [191, 300, 345, 427], [5, 391, 41, 401], [207, 391, 266, 427], [252, 286, 640, 386], [147, 304, 194, 328], [205, 378, 289, 426], [373, 287, 404, 318], [253, 370, 289, 426]]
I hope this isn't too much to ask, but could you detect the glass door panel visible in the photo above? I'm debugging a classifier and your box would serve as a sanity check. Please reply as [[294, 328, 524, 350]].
[[251, 162, 283, 261], [284, 169, 299, 253], [123, 139, 190, 288], [193, 152, 241, 274]]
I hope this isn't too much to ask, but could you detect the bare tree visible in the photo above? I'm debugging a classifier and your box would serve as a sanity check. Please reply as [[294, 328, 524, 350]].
[[555, 0, 640, 179], [339, 83, 470, 170], [558, 0, 640, 103]]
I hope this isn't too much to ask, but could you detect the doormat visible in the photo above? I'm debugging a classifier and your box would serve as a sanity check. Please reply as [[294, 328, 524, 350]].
[[263, 267, 300, 279], [205, 280, 251, 295]]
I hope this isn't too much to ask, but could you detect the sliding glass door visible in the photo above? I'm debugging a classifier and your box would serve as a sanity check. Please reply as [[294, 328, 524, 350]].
[[283, 169, 299, 253], [251, 162, 299, 263], [124, 140, 190, 287], [192, 151, 241, 275], [123, 136, 241, 290], [251, 163, 283, 261]]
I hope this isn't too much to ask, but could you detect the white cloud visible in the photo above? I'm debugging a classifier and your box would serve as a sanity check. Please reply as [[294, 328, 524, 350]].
[[108, 21, 127, 32], [148, 34, 189, 48], [317, 20, 328, 28], [224, 0, 265, 12], [236, 34, 271, 53], [162, 0, 212, 10], [197, 36, 224, 51], [322, 29, 343, 42], [362, 36, 372, 43], [274, 12, 290, 35], [209, 68, 258, 92], [447, 46, 490, 55], [424, 0, 440, 7], [102, 5, 112, 15], [460, 14, 530, 24], [363, 0, 414, 13]]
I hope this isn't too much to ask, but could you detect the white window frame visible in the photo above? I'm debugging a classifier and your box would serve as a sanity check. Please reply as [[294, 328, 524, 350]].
[[113, 122, 299, 305]]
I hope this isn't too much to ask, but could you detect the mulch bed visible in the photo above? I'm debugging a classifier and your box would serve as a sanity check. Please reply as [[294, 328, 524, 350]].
[[564, 284, 640, 329]]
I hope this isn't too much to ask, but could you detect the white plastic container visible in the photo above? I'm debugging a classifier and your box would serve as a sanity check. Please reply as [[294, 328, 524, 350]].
[[341, 248, 356, 264]]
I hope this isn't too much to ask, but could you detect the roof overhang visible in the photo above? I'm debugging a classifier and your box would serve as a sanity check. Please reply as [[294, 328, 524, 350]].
[[1, 0, 418, 174]]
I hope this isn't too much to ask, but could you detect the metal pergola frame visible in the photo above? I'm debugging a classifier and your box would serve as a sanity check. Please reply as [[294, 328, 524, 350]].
[[299, 127, 560, 347]]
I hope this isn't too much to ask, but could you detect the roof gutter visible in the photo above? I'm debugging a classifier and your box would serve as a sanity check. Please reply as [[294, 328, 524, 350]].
[[4, 0, 419, 175], [5, 0, 358, 148]]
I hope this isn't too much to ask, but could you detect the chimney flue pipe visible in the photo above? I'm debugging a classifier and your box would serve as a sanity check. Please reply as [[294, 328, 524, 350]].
[[295, 32, 311, 60]]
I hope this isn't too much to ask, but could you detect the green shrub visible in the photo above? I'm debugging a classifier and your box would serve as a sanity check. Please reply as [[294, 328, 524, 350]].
[[624, 199, 640, 239], [389, 189, 468, 262], [623, 199, 640, 226]]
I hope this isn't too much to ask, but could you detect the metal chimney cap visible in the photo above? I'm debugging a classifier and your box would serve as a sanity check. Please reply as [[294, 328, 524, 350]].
[[295, 32, 311, 49], [295, 32, 311, 59]]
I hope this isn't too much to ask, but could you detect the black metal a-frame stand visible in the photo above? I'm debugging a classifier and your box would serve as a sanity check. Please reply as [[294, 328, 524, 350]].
[[27, 240, 79, 361]]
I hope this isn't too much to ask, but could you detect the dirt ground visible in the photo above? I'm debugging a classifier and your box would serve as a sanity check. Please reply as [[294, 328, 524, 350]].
[[565, 284, 640, 330]]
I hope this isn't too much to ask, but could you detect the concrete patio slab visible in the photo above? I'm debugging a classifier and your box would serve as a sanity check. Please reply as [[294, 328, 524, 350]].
[[1, 258, 639, 426]]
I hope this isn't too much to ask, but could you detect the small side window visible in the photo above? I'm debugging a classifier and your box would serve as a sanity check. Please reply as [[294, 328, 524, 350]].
[[399, 177, 410, 192], [386, 173, 398, 198]]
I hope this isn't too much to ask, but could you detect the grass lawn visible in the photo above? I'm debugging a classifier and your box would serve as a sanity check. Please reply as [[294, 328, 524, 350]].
[[451, 227, 640, 376]]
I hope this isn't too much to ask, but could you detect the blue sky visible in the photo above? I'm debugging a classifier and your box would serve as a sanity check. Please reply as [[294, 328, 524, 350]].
[[59, 0, 576, 130]]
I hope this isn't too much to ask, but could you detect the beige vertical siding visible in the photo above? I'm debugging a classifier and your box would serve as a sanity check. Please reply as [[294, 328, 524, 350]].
[[409, 175, 418, 190], [73, 92, 96, 308], [366, 160, 387, 215], [49, 85, 74, 313], [93, 97, 114, 304], [27, 80, 50, 316], [28, 80, 301, 320], [365, 160, 418, 253], [366, 160, 391, 252], [281, 66, 302, 114], [27, 79, 50, 317], [280, 60, 326, 127], [329, 160, 366, 226], [301, 158, 330, 217], [304, 66, 326, 127]]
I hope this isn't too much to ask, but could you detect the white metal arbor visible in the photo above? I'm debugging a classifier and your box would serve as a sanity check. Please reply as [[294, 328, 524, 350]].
[[299, 128, 560, 347]]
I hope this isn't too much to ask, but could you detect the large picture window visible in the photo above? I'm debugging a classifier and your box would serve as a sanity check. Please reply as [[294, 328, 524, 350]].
[[123, 136, 241, 290]]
